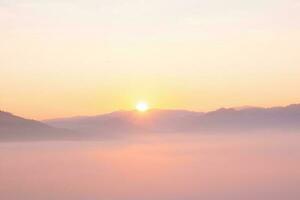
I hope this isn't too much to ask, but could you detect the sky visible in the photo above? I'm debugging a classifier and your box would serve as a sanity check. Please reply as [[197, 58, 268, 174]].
[[0, 0, 300, 119]]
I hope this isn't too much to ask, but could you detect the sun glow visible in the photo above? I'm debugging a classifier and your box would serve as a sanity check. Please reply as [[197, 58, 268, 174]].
[[136, 102, 149, 112]]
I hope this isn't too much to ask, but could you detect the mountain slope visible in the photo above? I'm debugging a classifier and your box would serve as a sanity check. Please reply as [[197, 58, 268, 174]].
[[0, 111, 77, 141], [45, 109, 203, 135], [45, 104, 300, 134]]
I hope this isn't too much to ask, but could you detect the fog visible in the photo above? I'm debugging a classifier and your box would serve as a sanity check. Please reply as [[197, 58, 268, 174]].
[[0, 132, 300, 200]]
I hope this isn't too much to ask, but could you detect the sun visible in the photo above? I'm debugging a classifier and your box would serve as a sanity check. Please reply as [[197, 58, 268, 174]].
[[135, 102, 149, 112]]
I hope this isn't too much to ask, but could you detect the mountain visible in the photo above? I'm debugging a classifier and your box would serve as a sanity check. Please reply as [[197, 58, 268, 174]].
[[2, 104, 299, 141], [0, 111, 77, 141], [45, 104, 300, 134], [195, 104, 300, 132], [45, 109, 203, 135]]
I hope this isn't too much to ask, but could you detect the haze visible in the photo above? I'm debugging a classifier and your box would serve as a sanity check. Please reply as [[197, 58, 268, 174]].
[[1, 0, 300, 119], [1, 133, 300, 200]]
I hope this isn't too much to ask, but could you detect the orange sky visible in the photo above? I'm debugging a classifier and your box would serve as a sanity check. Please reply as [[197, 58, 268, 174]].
[[1, 0, 300, 119]]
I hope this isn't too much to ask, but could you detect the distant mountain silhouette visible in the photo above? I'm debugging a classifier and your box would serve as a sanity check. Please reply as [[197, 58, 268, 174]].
[[0, 111, 76, 141], [45, 104, 300, 134], [45, 109, 203, 135], [2, 104, 300, 141]]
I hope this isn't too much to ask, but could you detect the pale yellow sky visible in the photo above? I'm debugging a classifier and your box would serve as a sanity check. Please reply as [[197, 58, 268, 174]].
[[0, 0, 300, 119]]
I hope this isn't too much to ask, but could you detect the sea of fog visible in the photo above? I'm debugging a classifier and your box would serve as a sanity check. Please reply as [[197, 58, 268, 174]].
[[0, 132, 300, 200]]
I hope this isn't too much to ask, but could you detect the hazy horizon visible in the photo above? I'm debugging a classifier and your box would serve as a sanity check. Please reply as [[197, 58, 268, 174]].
[[43, 102, 300, 120], [1, 102, 300, 121]]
